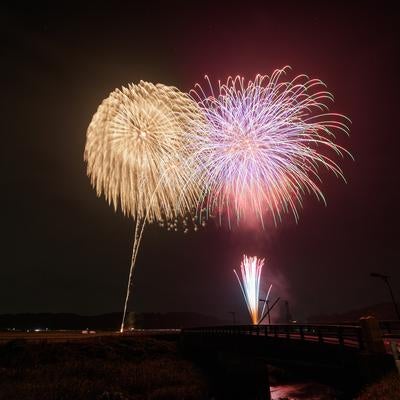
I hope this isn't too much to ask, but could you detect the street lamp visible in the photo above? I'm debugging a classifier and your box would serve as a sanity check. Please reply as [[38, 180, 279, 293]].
[[370, 272, 400, 320]]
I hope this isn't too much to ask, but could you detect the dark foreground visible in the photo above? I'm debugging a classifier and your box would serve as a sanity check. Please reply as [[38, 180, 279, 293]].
[[1, 333, 399, 400], [0, 334, 207, 400]]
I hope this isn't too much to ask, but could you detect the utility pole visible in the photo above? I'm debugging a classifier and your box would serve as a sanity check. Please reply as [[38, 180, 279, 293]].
[[370, 272, 400, 320], [258, 297, 280, 325], [259, 298, 271, 324]]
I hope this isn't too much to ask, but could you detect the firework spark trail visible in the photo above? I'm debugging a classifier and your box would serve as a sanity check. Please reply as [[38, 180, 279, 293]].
[[84, 81, 204, 332], [188, 66, 352, 228], [234, 255, 266, 325]]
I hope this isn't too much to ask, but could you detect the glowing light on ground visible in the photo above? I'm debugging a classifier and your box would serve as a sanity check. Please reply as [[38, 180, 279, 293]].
[[234, 255, 271, 325], [188, 66, 352, 228], [85, 81, 204, 332]]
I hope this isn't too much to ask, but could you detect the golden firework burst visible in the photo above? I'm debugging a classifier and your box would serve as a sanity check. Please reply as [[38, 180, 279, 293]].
[[85, 81, 202, 221]]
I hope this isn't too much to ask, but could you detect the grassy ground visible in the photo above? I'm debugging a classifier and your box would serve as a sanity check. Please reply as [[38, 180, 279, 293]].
[[356, 372, 400, 400], [0, 335, 207, 400]]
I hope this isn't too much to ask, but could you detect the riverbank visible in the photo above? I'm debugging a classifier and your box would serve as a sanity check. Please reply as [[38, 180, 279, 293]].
[[356, 372, 400, 399], [0, 335, 207, 400]]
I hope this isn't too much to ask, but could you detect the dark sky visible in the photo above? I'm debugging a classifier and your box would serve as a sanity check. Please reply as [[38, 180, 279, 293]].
[[1, 1, 399, 322]]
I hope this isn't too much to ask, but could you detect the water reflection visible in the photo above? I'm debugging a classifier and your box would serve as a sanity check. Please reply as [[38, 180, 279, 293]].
[[271, 382, 337, 400]]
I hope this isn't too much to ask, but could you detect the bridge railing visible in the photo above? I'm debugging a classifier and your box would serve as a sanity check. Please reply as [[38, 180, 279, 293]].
[[182, 324, 364, 350]]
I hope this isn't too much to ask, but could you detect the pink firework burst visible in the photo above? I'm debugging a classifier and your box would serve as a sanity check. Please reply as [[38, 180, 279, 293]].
[[189, 66, 352, 228]]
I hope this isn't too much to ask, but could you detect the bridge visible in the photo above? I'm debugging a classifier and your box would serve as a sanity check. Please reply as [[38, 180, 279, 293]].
[[182, 319, 400, 347], [180, 321, 398, 399], [183, 323, 365, 348]]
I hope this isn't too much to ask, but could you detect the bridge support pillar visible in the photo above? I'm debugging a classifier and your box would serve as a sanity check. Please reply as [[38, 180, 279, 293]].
[[360, 316, 385, 354], [215, 351, 271, 399], [358, 316, 396, 381]]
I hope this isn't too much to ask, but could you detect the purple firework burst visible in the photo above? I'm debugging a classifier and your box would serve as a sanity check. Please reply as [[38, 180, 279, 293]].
[[188, 66, 352, 228]]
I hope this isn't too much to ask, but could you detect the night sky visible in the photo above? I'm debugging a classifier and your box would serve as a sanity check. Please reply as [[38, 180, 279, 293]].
[[1, 2, 399, 322]]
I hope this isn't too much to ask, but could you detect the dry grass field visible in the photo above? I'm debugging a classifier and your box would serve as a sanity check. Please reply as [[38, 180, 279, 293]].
[[0, 333, 206, 400]]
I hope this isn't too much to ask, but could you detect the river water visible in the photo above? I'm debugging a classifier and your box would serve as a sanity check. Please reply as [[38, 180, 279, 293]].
[[270, 382, 339, 399]]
